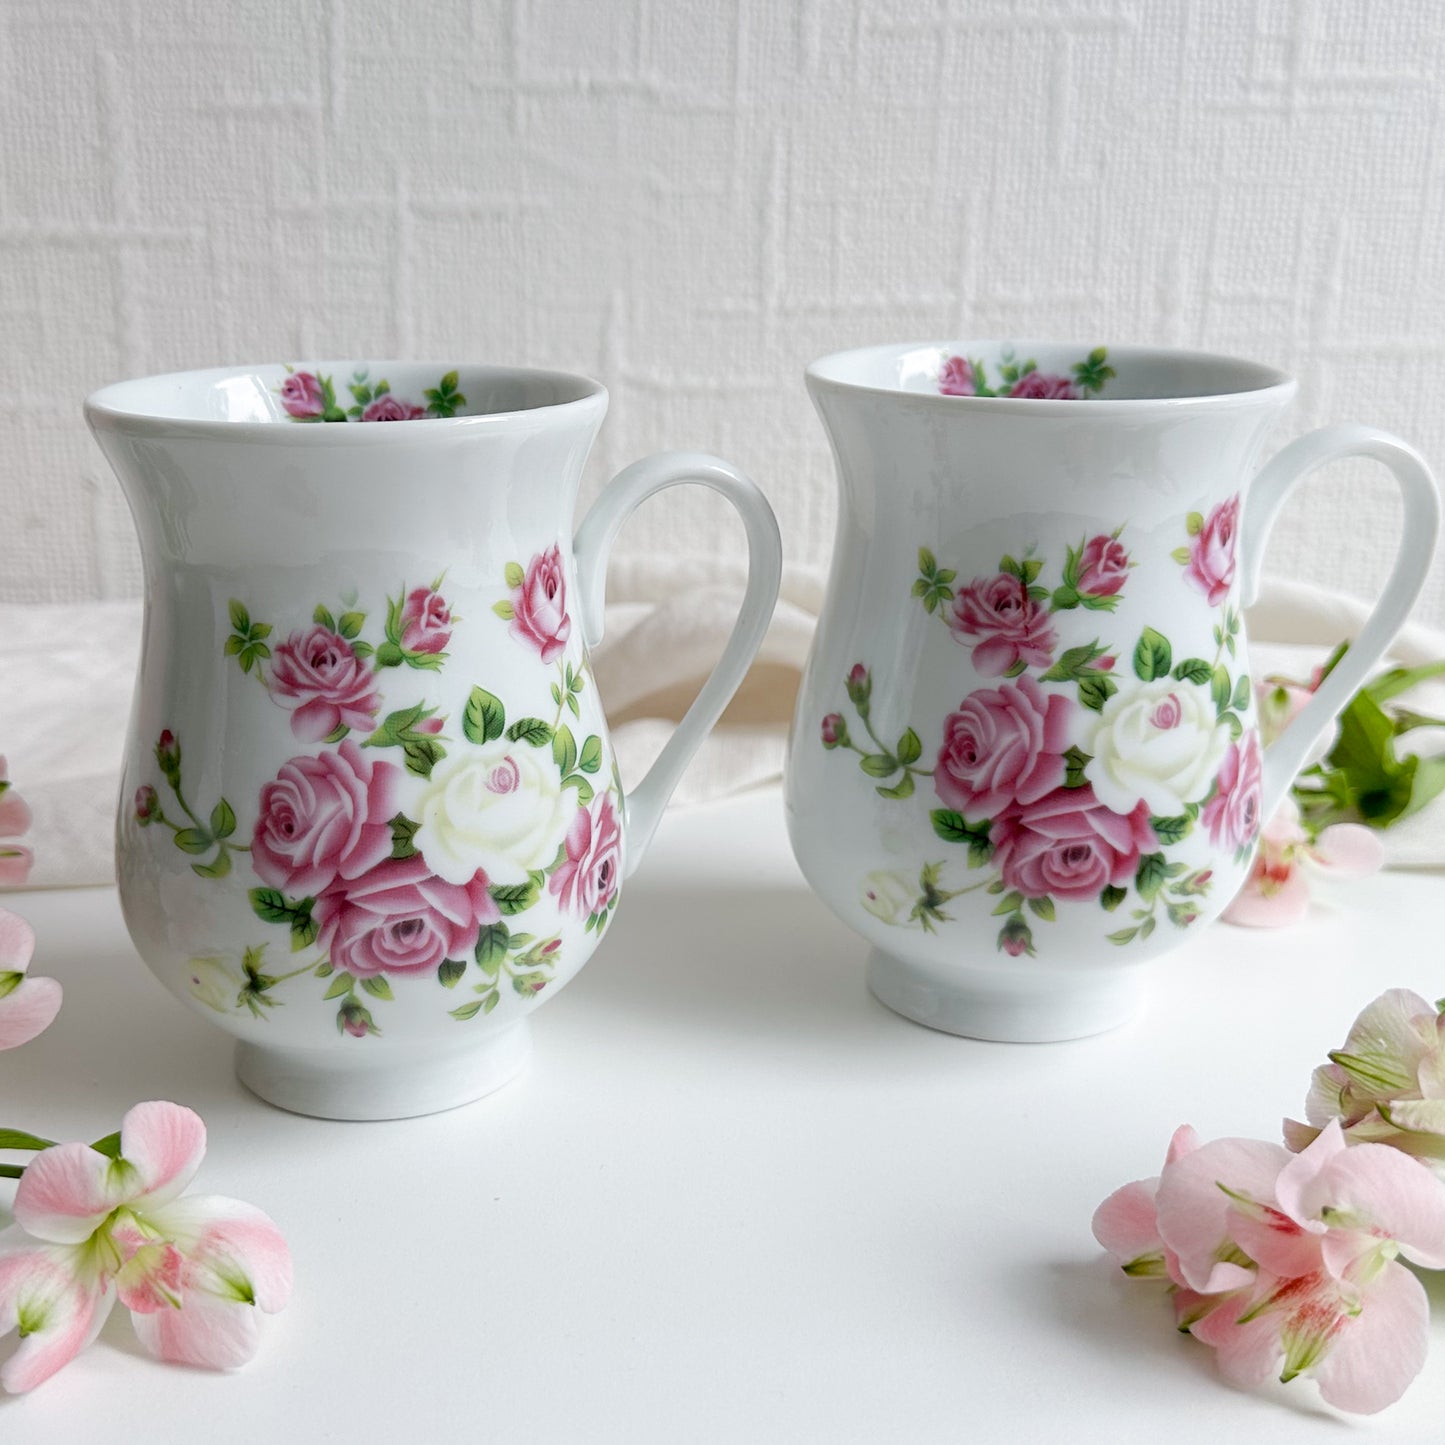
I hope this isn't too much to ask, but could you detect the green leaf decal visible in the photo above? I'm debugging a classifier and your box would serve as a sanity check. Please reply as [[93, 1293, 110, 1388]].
[[1134, 852, 1170, 901], [553, 724, 578, 776], [858, 754, 897, 778], [1026, 895, 1055, 921], [323, 972, 354, 1001], [209, 799, 236, 839], [1173, 658, 1212, 685], [504, 561, 525, 589], [895, 728, 922, 766], [1133, 628, 1172, 682], [450, 1000, 484, 1021], [228, 599, 250, 632], [490, 879, 539, 916], [1077, 675, 1117, 713], [173, 828, 212, 854], [1100, 885, 1128, 912], [578, 734, 603, 774], [475, 923, 510, 974], [507, 717, 553, 747], [876, 774, 914, 800], [1150, 814, 1193, 845], [463, 686, 505, 745], [361, 975, 394, 1001], [1232, 675, 1252, 712], [1063, 745, 1092, 789]]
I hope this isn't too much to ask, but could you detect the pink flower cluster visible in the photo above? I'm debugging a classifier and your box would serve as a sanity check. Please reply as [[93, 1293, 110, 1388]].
[[250, 740, 499, 980], [1094, 1120, 1445, 1414], [934, 676, 1152, 903]]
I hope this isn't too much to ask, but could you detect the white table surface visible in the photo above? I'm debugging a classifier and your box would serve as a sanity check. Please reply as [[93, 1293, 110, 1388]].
[[2, 787, 1444, 1442]]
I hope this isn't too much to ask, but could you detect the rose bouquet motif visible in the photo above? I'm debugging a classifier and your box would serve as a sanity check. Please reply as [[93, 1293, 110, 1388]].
[[277, 366, 466, 423], [824, 498, 1262, 957], [136, 553, 621, 1038]]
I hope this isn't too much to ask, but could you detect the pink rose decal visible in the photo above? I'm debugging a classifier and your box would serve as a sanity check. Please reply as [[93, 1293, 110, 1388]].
[[279, 371, 325, 419], [948, 573, 1057, 677], [1008, 372, 1078, 400], [991, 786, 1154, 901], [934, 676, 1071, 823], [399, 586, 452, 655], [361, 395, 425, 422], [251, 740, 399, 897], [549, 794, 622, 920], [314, 855, 499, 978], [269, 625, 380, 741], [1200, 730, 1263, 853], [1183, 494, 1240, 606], [1076, 534, 1129, 598], [938, 356, 976, 396], [509, 545, 572, 664]]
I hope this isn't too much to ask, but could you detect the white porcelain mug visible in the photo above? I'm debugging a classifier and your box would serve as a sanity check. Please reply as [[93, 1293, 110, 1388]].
[[786, 342, 1439, 1043], [88, 362, 781, 1119]]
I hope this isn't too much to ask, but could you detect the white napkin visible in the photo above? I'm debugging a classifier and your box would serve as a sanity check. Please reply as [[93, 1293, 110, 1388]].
[[2, 571, 1443, 888]]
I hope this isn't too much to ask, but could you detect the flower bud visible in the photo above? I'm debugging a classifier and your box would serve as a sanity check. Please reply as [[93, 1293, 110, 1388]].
[[845, 664, 871, 708], [134, 785, 159, 824], [998, 915, 1034, 957], [820, 713, 847, 748]]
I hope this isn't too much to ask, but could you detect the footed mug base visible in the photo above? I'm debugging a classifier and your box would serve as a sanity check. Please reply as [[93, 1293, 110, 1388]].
[[865, 949, 1144, 1044], [235, 1022, 532, 1121]]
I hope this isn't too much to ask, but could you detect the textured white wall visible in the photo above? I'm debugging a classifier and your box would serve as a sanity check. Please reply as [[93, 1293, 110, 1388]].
[[3, 0, 1444, 622]]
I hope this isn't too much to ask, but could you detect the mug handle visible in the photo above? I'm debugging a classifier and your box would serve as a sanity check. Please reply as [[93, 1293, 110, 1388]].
[[573, 450, 783, 875], [1241, 423, 1441, 817]]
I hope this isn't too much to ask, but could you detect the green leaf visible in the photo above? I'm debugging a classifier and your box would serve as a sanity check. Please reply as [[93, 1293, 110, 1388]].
[[561, 774, 594, 803], [249, 888, 292, 924], [228, 599, 250, 632], [314, 961, 334, 978], [1040, 640, 1109, 682], [1212, 665, 1232, 715], [1230, 674, 1251, 712], [338, 610, 365, 639], [578, 734, 603, 774], [0, 1129, 56, 1151], [314, 604, 336, 630], [1027, 895, 1055, 921], [1132, 627, 1172, 682], [553, 724, 578, 776], [173, 828, 212, 854], [1135, 852, 1169, 901], [504, 561, 525, 589], [209, 799, 236, 839], [1107, 926, 1139, 945], [450, 999, 484, 1021], [1173, 658, 1212, 685], [1063, 745, 1092, 788], [323, 972, 354, 1001], [375, 640, 405, 668], [1365, 659, 1445, 705], [490, 879, 539, 916], [876, 774, 914, 800], [389, 812, 420, 860], [89, 1131, 123, 1160], [999, 553, 1023, 579], [1170, 546, 1192, 565], [1139, 914, 1156, 940], [1100, 885, 1128, 912], [895, 728, 922, 766], [223, 635, 244, 656], [289, 910, 318, 951], [1150, 814, 1193, 845], [918, 546, 937, 576], [361, 975, 394, 1000], [858, 753, 897, 777], [507, 717, 553, 747], [475, 923, 510, 974], [1078, 675, 1117, 712], [191, 851, 232, 880], [1186, 511, 1204, 536], [463, 686, 505, 745], [1051, 586, 1080, 611], [991, 890, 1024, 917]]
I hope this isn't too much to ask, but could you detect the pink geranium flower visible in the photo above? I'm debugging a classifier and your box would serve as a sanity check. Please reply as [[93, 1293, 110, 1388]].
[[0, 910, 61, 1051], [948, 573, 1057, 677], [1184, 494, 1241, 606], [0, 756, 33, 887], [268, 625, 380, 742], [1097, 1121, 1445, 1414], [0, 1102, 291, 1392], [934, 676, 1071, 822], [1223, 797, 1384, 928], [509, 545, 572, 664]]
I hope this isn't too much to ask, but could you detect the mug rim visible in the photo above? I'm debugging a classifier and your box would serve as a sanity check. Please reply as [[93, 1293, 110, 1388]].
[[806, 340, 1298, 411], [85, 360, 609, 443]]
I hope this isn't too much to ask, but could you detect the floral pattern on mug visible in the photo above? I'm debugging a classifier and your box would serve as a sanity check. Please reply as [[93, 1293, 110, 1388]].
[[1174, 494, 1241, 605], [276, 366, 467, 423], [823, 529, 1257, 955], [934, 346, 1114, 399], [137, 555, 620, 1036], [496, 545, 572, 665]]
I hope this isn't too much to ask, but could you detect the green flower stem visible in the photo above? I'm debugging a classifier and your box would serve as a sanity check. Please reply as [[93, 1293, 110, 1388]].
[[0, 1163, 22, 1179], [170, 779, 205, 830]]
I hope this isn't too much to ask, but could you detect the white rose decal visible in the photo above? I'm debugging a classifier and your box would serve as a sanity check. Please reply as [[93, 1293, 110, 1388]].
[[1082, 676, 1228, 816], [414, 741, 571, 886], [859, 871, 913, 925]]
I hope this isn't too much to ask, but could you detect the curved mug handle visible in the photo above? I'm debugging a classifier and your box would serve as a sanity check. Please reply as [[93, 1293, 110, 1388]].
[[573, 451, 783, 875], [1241, 424, 1441, 817]]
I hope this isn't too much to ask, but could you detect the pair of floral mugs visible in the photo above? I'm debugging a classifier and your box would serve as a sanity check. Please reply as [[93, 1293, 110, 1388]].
[[87, 346, 1440, 1118]]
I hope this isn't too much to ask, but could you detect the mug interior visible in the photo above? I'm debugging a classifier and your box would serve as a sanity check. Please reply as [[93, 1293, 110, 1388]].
[[87, 362, 603, 426], [808, 342, 1294, 405]]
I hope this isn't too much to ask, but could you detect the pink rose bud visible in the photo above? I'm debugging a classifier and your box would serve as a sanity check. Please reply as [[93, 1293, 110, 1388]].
[[1075, 535, 1131, 598], [821, 713, 847, 748], [414, 715, 445, 735], [1094, 654, 1116, 671], [280, 371, 326, 418], [542, 938, 561, 955], [845, 665, 871, 708], [999, 916, 1033, 956], [938, 356, 976, 396], [134, 785, 159, 824], [338, 1000, 372, 1037], [399, 587, 452, 655], [154, 730, 181, 779]]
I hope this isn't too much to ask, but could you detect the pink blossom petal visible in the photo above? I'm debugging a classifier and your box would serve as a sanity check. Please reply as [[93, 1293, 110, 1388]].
[[1282, 1117, 1322, 1153], [1155, 1136, 1291, 1293], [130, 1277, 264, 1370], [1309, 824, 1386, 878], [1383, 1098, 1445, 1136], [0, 909, 34, 971], [1302, 1062, 1351, 1129], [145, 1195, 293, 1314], [1165, 1123, 1201, 1165], [290, 698, 340, 743], [1092, 1179, 1163, 1269], [1189, 1291, 1283, 1391], [0, 1230, 114, 1393], [0, 975, 62, 1050], [1312, 1262, 1429, 1414], [119, 1101, 207, 1211], [1338, 989, 1435, 1094], [0, 848, 34, 886], [0, 790, 30, 839], [13, 1142, 123, 1244], [1222, 867, 1311, 928]]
